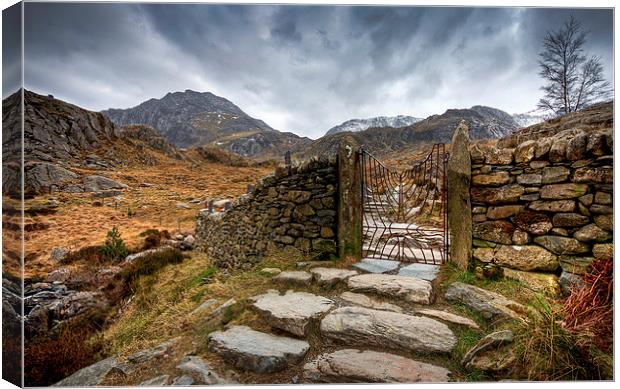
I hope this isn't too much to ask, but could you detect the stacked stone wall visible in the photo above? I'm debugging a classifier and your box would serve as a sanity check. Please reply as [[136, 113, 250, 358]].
[[196, 158, 338, 269], [469, 127, 613, 295]]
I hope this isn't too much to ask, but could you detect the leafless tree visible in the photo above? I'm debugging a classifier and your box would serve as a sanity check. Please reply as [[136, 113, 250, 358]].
[[538, 16, 611, 115]]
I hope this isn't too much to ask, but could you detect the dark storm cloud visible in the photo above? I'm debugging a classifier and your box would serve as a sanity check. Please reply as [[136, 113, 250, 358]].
[[2, 2, 22, 97], [19, 3, 613, 139]]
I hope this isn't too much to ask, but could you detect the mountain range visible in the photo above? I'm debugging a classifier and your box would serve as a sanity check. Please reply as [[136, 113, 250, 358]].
[[102, 90, 311, 159], [325, 115, 423, 136]]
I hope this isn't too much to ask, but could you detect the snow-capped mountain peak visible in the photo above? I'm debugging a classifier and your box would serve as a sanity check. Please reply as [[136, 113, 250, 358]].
[[325, 115, 423, 136]]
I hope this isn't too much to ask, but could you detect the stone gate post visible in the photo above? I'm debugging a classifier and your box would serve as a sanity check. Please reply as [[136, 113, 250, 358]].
[[448, 120, 472, 270], [337, 137, 362, 260]]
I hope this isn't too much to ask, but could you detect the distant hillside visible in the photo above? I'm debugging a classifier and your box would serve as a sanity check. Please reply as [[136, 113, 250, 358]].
[[512, 111, 547, 128], [325, 115, 422, 136], [102, 90, 311, 159], [2, 90, 185, 196], [299, 105, 519, 158]]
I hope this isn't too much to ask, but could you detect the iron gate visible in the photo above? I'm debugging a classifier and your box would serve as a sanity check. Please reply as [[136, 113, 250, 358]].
[[359, 144, 449, 264]]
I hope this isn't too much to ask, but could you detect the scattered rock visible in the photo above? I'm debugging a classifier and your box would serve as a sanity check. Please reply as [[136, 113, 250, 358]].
[[272, 271, 313, 286], [251, 290, 335, 336], [207, 326, 309, 373], [310, 267, 358, 287], [444, 282, 525, 321], [170, 375, 195, 386], [303, 349, 451, 383], [339, 291, 403, 313], [260, 267, 282, 276], [50, 247, 69, 263], [139, 375, 170, 386], [347, 274, 433, 305], [416, 309, 480, 329], [82, 175, 128, 192], [320, 306, 457, 353], [176, 356, 228, 384], [462, 330, 513, 367], [52, 357, 118, 386], [91, 190, 122, 199], [191, 299, 218, 316], [126, 339, 176, 364], [46, 268, 71, 283]]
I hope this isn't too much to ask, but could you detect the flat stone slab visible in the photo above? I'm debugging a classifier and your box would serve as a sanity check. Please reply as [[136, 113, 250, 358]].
[[311, 267, 358, 286], [273, 271, 313, 286], [347, 274, 433, 304], [398, 263, 440, 281], [444, 282, 526, 321], [416, 309, 480, 330], [340, 291, 403, 313], [303, 349, 451, 383], [207, 325, 310, 373], [320, 306, 457, 354], [353, 259, 400, 274], [252, 290, 335, 336], [139, 375, 170, 386]]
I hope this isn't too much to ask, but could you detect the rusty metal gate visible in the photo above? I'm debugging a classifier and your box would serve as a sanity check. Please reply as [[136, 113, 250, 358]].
[[359, 144, 449, 264]]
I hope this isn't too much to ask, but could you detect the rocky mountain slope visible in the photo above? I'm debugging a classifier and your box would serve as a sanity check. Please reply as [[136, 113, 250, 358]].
[[300, 105, 520, 158], [325, 115, 422, 136], [102, 90, 311, 159], [2, 90, 187, 196], [511, 111, 547, 128]]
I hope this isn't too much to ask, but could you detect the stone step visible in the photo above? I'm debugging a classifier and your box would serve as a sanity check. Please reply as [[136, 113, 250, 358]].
[[352, 258, 400, 273], [415, 308, 480, 330], [320, 306, 457, 354], [346, 273, 433, 305], [272, 271, 313, 286], [303, 349, 451, 383], [339, 291, 403, 313], [251, 290, 335, 336], [397, 263, 440, 281], [207, 325, 310, 373], [310, 267, 358, 287]]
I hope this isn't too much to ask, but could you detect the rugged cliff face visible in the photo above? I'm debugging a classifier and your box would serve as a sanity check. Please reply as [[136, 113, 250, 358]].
[[102, 89, 311, 159]]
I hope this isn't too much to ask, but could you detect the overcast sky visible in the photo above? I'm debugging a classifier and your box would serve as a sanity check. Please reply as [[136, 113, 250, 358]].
[[6, 3, 615, 138]]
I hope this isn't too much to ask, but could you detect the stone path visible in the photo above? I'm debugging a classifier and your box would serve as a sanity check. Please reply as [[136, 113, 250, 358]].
[[58, 257, 526, 385]]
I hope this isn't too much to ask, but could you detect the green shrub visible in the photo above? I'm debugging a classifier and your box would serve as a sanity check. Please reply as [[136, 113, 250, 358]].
[[100, 227, 128, 261], [120, 248, 186, 284]]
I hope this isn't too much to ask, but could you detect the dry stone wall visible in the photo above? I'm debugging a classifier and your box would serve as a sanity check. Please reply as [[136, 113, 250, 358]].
[[196, 158, 338, 269], [469, 127, 613, 295]]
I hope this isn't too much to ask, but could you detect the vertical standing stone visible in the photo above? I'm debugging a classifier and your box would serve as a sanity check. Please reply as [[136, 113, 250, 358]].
[[448, 121, 472, 270], [338, 136, 362, 260]]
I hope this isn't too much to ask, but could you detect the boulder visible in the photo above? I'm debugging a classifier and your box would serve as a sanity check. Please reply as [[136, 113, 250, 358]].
[[310, 267, 358, 287], [559, 256, 594, 275], [574, 223, 612, 242], [534, 236, 590, 255], [251, 290, 335, 336], [494, 244, 558, 272], [512, 211, 552, 235], [586, 131, 608, 156], [346, 274, 433, 305], [462, 330, 515, 372], [272, 271, 313, 286], [566, 132, 588, 161], [472, 221, 515, 244], [540, 183, 588, 200], [171, 375, 195, 386], [502, 268, 561, 296], [486, 205, 523, 220], [514, 140, 537, 163], [339, 291, 403, 313], [529, 200, 576, 213], [415, 309, 480, 329], [551, 213, 590, 227], [549, 138, 568, 162], [444, 282, 525, 321], [592, 243, 613, 260], [535, 137, 553, 158], [82, 175, 128, 192], [541, 166, 570, 184], [207, 326, 309, 373], [303, 349, 451, 383], [25, 162, 79, 193], [472, 172, 510, 187], [320, 306, 457, 353], [471, 185, 524, 204]]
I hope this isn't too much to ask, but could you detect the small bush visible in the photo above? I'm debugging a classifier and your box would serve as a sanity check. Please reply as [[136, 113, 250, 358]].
[[60, 245, 104, 265], [100, 227, 128, 261], [121, 248, 186, 284]]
